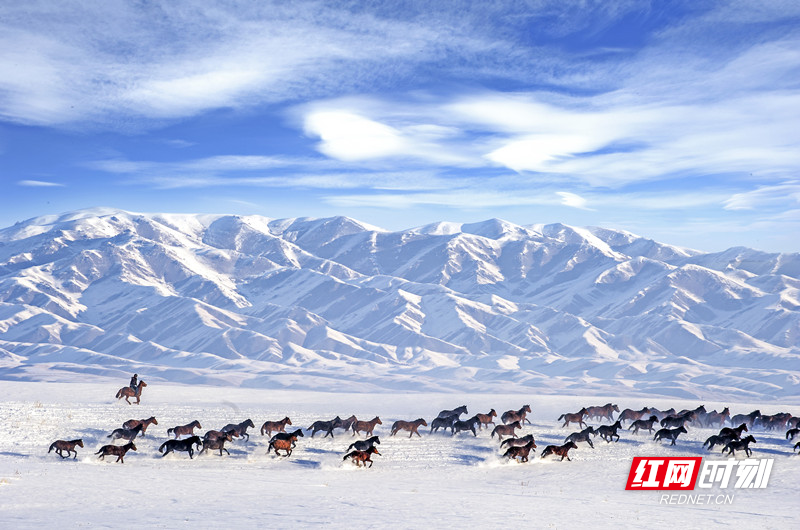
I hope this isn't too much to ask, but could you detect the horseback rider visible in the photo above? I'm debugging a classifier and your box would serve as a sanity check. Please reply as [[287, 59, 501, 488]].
[[130, 373, 138, 390]]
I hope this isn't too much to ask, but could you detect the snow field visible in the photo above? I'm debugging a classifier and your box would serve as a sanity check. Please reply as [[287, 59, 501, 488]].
[[0, 382, 798, 528]]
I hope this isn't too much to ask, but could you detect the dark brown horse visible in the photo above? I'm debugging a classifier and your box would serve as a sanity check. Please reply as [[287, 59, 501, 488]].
[[122, 416, 158, 436], [719, 423, 748, 440], [628, 416, 659, 435], [501, 433, 535, 449], [596, 420, 622, 443], [390, 418, 427, 437], [270, 429, 304, 448], [722, 435, 756, 457], [159, 436, 202, 459], [474, 409, 497, 429], [730, 410, 760, 428], [501, 405, 532, 425], [308, 416, 343, 438], [703, 433, 737, 451], [199, 432, 233, 456], [352, 417, 382, 436], [347, 436, 380, 452], [430, 415, 458, 434], [336, 415, 358, 433], [541, 441, 578, 461], [115, 381, 147, 405], [222, 419, 255, 441], [452, 417, 479, 436], [491, 421, 521, 440], [260, 417, 292, 437], [701, 407, 730, 428], [96, 442, 137, 463], [343, 446, 381, 468], [660, 412, 696, 429], [268, 432, 301, 457], [618, 407, 649, 425], [167, 420, 202, 439], [108, 424, 143, 442], [654, 426, 687, 446], [558, 408, 588, 428], [503, 440, 537, 463], [48, 439, 83, 459], [586, 403, 619, 422]]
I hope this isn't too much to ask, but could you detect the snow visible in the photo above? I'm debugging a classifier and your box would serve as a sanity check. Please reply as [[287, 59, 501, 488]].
[[0, 381, 798, 527]]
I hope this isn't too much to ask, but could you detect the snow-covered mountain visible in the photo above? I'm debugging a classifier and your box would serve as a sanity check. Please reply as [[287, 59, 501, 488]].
[[0, 208, 798, 399]]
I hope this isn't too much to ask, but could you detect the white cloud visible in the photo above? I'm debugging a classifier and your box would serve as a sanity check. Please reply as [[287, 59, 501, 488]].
[[304, 111, 407, 161], [724, 181, 800, 211], [557, 191, 589, 210], [18, 180, 64, 187]]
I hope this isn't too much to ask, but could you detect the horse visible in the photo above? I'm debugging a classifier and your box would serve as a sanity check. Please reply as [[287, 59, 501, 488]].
[[795, 441, 800, 453], [167, 420, 202, 439], [618, 407, 649, 425], [730, 410, 760, 428], [503, 439, 537, 463], [703, 433, 737, 451], [654, 426, 687, 446], [758, 413, 791, 430], [660, 412, 696, 429], [700, 407, 730, 429], [335, 415, 358, 434], [786, 427, 800, 441], [107, 424, 143, 443], [719, 423, 748, 440], [268, 432, 301, 457], [222, 419, 255, 441], [500, 434, 535, 449], [677, 405, 706, 417], [436, 405, 468, 419], [451, 417, 479, 437], [159, 436, 202, 459], [203, 430, 230, 441], [343, 446, 380, 468], [473, 409, 497, 429], [199, 432, 233, 456], [722, 435, 756, 457], [647, 407, 676, 422], [270, 429, 304, 448], [308, 416, 343, 438], [586, 403, 619, 422], [596, 420, 622, 443], [115, 381, 147, 405], [628, 416, 659, 435], [347, 436, 380, 452], [491, 421, 521, 440], [390, 418, 427, 438], [95, 442, 136, 463], [261, 417, 292, 437], [352, 417, 382, 437], [430, 415, 458, 434], [541, 441, 578, 461], [122, 416, 158, 436], [48, 439, 83, 459], [558, 408, 588, 429], [501, 405, 532, 425], [565, 427, 595, 448]]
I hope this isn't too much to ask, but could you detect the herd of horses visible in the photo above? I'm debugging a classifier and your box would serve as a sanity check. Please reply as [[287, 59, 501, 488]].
[[48, 393, 800, 466]]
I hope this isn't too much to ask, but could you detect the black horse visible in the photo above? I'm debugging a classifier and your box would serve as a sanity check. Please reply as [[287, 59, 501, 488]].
[[159, 436, 202, 459]]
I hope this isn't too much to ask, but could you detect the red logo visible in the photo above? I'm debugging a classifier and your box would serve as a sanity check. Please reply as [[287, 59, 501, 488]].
[[626, 457, 702, 490]]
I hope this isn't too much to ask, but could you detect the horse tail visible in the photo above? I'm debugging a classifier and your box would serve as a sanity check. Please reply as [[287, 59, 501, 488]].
[[115, 389, 122, 399], [48, 442, 56, 453], [167, 428, 174, 436], [158, 441, 167, 453], [557, 414, 565, 421], [343, 452, 354, 461]]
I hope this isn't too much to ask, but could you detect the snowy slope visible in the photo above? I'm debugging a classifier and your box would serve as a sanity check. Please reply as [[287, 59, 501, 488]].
[[0, 209, 798, 399]]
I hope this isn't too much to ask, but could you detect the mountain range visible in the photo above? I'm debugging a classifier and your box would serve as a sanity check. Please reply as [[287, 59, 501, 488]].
[[1, 208, 798, 400]]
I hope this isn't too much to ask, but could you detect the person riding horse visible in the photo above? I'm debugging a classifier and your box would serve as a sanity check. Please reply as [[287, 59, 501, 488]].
[[129, 373, 138, 390]]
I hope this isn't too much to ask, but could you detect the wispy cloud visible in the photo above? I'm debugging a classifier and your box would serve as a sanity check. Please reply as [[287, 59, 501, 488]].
[[17, 179, 64, 187]]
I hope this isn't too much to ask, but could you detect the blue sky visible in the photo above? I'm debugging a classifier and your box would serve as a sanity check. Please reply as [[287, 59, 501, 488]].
[[1, 1, 799, 252]]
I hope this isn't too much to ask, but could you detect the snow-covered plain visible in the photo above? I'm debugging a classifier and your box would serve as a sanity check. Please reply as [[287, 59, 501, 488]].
[[0, 381, 798, 528]]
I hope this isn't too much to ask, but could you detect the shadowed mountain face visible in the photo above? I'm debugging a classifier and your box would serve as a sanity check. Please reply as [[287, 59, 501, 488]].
[[0, 209, 798, 399]]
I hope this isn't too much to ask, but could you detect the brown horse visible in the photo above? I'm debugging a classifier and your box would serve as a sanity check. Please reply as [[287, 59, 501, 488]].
[[719, 423, 748, 440], [343, 446, 381, 468], [701, 407, 730, 428], [558, 408, 588, 428], [474, 409, 497, 429], [167, 420, 202, 439], [390, 418, 427, 437], [270, 429, 304, 448], [268, 432, 301, 457], [115, 381, 147, 405], [352, 417, 382, 437], [541, 441, 578, 461], [96, 442, 137, 463], [260, 417, 292, 437], [159, 436, 202, 459], [222, 419, 255, 441], [122, 416, 158, 436], [48, 439, 84, 459], [618, 407, 649, 425], [501, 405, 532, 425], [586, 403, 619, 422], [491, 421, 521, 440], [503, 440, 537, 463], [199, 432, 233, 456]]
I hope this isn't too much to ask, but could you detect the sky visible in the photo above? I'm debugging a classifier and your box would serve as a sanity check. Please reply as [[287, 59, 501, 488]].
[[1, 0, 799, 252]]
